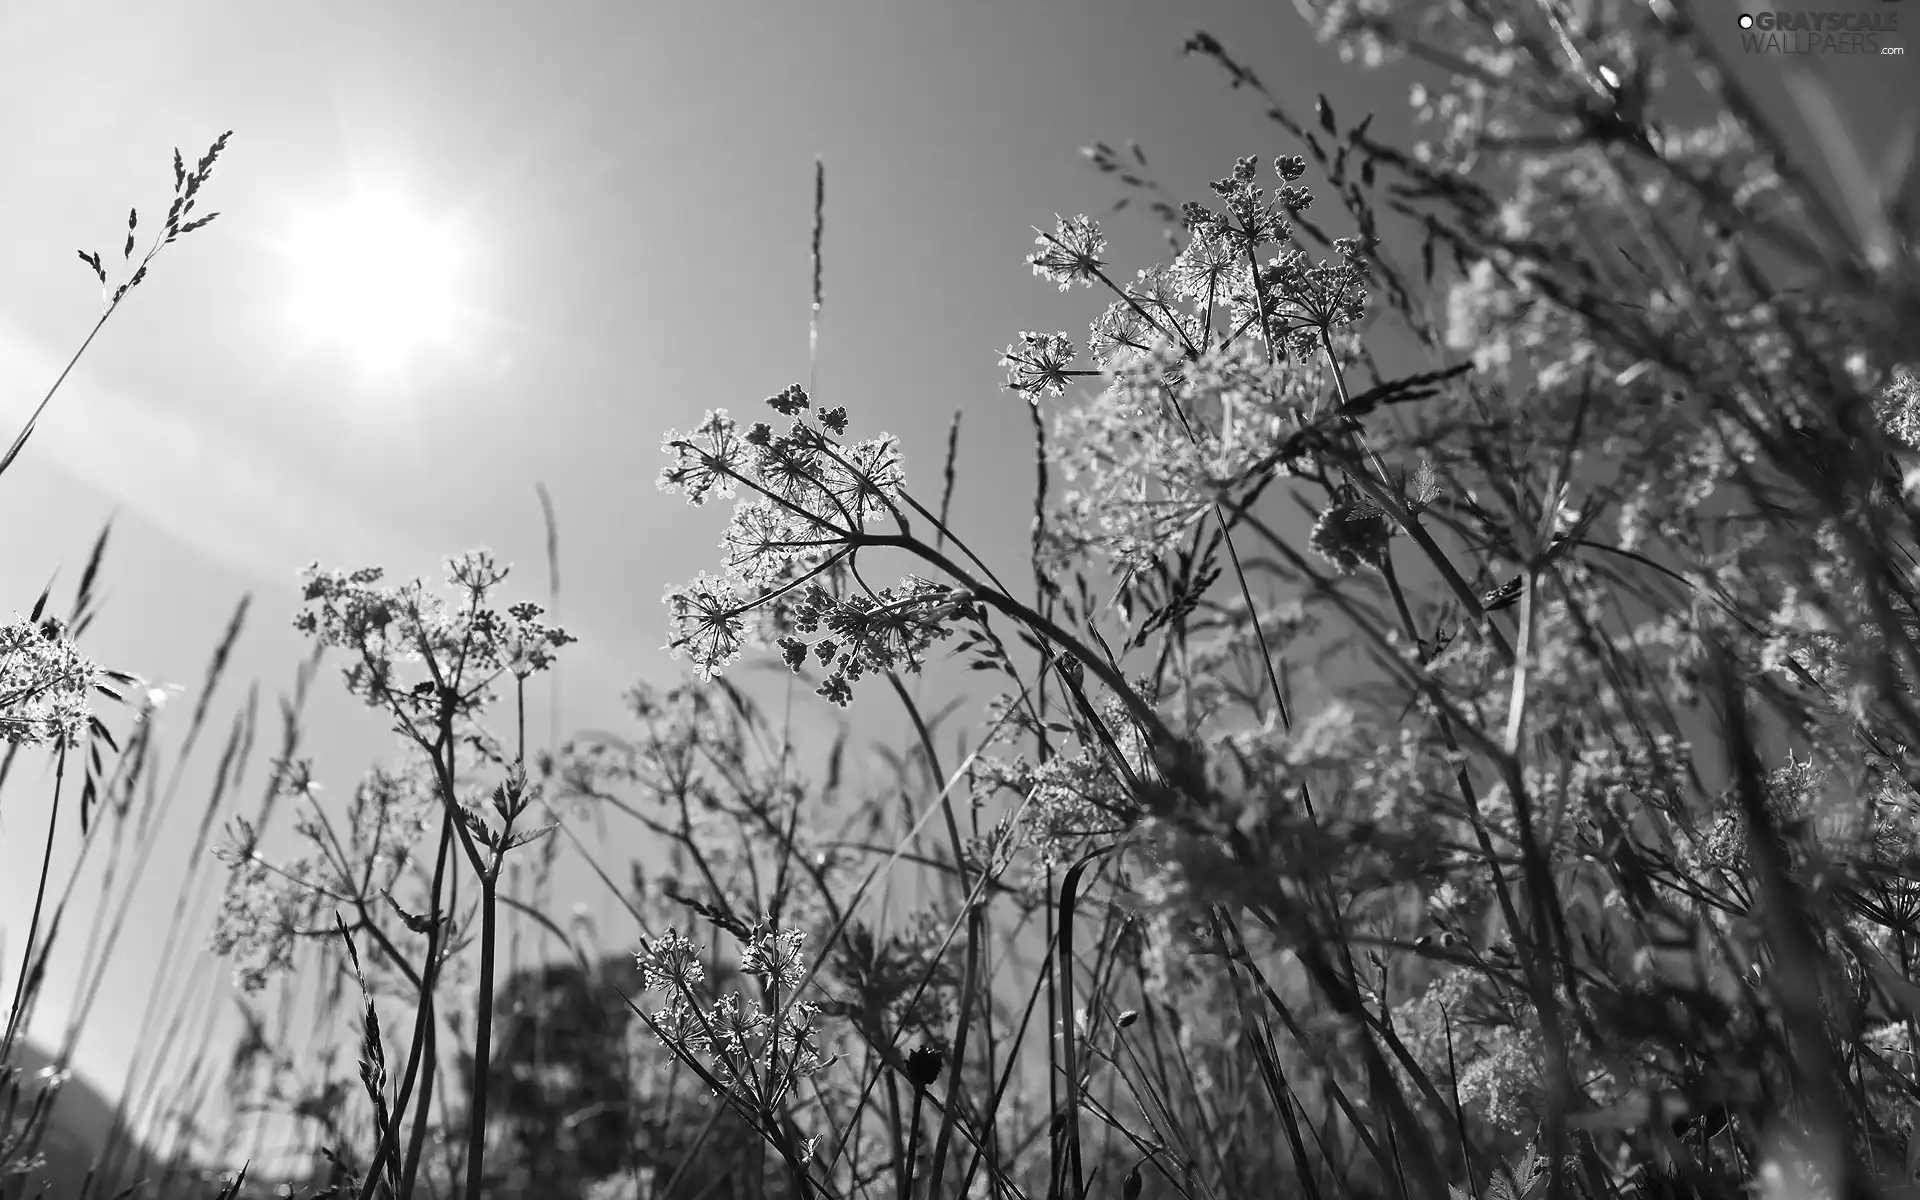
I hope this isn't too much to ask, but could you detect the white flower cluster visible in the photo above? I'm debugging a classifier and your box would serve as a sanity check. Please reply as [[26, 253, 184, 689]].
[[0, 616, 101, 750], [635, 922, 834, 1110]]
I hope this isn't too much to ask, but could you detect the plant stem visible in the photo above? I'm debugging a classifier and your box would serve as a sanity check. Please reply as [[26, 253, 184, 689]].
[[1, 746, 66, 1062], [463, 872, 499, 1200], [903, 1083, 927, 1200], [0, 309, 113, 482]]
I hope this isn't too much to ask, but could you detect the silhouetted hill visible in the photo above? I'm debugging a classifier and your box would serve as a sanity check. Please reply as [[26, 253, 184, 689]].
[[5, 1040, 127, 1199]]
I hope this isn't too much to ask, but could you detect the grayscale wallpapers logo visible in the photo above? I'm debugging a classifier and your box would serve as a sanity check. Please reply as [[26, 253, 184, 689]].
[[1736, 8, 1906, 53]]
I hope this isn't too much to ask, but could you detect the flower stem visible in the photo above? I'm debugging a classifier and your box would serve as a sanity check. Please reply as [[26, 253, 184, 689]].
[[463, 871, 499, 1200]]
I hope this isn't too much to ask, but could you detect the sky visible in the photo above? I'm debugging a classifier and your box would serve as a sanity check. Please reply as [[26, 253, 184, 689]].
[[0, 0, 1913, 1156]]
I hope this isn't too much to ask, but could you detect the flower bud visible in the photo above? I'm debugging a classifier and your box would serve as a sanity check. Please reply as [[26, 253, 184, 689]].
[[905, 1044, 944, 1090]]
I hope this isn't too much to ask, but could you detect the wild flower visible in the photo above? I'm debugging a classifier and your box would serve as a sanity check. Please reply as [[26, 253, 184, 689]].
[[151, 6, 1920, 1194], [210, 758, 439, 994], [663, 573, 750, 681], [1046, 338, 1314, 570], [1086, 266, 1186, 369], [295, 550, 573, 719], [1001, 330, 1079, 402], [1169, 225, 1245, 310], [1875, 364, 1920, 450], [1023, 751, 1135, 860], [633, 920, 834, 1108], [658, 386, 1003, 712], [1027, 214, 1107, 292], [0, 616, 101, 749]]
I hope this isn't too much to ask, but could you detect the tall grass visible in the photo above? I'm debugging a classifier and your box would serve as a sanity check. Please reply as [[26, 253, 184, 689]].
[[7, 4, 1920, 1199]]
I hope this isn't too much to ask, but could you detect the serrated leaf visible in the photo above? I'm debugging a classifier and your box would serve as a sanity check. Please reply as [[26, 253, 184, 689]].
[[385, 893, 439, 935], [457, 804, 495, 849], [502, 823, 558, 853], [1410, 457, 1441, 510]]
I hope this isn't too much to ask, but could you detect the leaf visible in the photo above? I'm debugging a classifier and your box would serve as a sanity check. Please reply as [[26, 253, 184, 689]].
[[384, 894, 439, 936], [502, 823, 558, 853], [1512, 1143, 1547, 1200], [488, 763, 528, 818], [456, 803, 495, 850], [1410, 456, 1442, 510]]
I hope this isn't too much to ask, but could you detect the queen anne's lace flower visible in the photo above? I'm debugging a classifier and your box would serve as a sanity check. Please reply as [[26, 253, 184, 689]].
[[211, 759, 440, 993], [1170, 226, 1244, 308], [658, 409, 748, 506], [635, 922, 835, 1107], [1027, 214, 1107, 291], [1001, 330, 1078, 402], [739, 924, 807, 991], [664, 573, 749, 680], [1876, 365, 1920, 449], [0, 616, 101, 749], [296, 550, 573, 715], [1045, 338, 1313, 569]]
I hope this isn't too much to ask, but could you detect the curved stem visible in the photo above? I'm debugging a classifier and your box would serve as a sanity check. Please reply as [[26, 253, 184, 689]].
[[846, 534, 1171, 749]]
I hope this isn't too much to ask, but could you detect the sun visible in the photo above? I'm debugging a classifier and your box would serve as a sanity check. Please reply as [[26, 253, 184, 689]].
[[283, 187, 466, 374]]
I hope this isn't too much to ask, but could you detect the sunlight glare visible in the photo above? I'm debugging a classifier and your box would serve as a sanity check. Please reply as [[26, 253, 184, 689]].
[[284, 188, 465, 373]]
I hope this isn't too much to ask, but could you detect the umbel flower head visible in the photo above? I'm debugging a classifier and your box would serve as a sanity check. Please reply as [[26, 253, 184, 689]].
[[295, 549, 575, 717], [0, 615, 103, 749], [1027, 213, 1108, 292], [634, 920, 836, 1107], [659, 386, 973, 705], [1001, 330, 1079, 403]]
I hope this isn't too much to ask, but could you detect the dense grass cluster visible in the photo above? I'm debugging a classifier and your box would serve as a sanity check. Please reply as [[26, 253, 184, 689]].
[[6, 2, 1920, 1197]]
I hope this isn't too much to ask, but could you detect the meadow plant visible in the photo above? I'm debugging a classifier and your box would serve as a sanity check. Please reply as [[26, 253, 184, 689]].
[[16, 3, 1920, 1198], [213, 552, 574, 1199], [2, 132, 230, 1200], [629, 7, 1919, 1197]]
